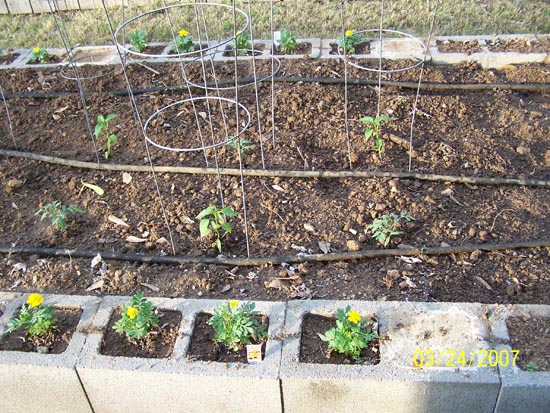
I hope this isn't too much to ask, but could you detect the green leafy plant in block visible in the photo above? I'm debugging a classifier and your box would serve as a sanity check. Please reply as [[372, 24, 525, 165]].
[[113, 291, 159, 340], [170, 28, 194, 54], [319, 306, 378, 362], [129, 29, 147, 53], [196, 205, 237, 253], [30, 46, 49, 63], [208, 300, 267, 351], [338, 29, 360, 53], [279, 28, 297, 53], [234, 30, 251, 55]]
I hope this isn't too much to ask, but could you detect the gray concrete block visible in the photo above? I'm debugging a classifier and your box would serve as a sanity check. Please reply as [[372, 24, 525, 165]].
[[0, 293, 101, 413], [489, 304, 550, 413], [281, 300, 500, 413], [77, 297, 285, 413]]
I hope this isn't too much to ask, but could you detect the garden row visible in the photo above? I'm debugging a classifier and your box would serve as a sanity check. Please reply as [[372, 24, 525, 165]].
[[1, 33, 548, 71], [0, 291, 548, 413]]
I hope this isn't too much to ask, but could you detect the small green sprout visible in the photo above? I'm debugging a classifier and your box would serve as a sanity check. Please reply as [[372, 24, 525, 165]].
[[338, 29, 361, 54], [279, 28, 297, 53], [227, 137, 254, 154], [30, 46, 49, 63], [319, 306, 378, 362], [208, 300, 267, 351], [170, 28, 194, 54], [35, 200, 83, 231], [113, 291, 159, 341], [94, 113, 118, 159], [368, 212, 414, 247], [129, 29, 147, 53], [5, 293, 57, 339], [196, 205, 237, 253], [360, 114, 393, 159], [525, 361, 539, 372]]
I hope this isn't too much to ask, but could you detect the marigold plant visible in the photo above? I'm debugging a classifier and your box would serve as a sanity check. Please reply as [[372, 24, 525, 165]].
[[30, 46, 49, 63], [5, 293, 57, 338], [170, 28, 194, 54], [113, 291, 159, 340], [320, 306, 378, 362], [338, 29, 361, 53], [208, 300, 267, 351]]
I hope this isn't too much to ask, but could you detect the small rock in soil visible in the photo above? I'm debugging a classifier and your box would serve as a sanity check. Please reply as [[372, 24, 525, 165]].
[[516, 146, 531, 155], [346, 240, 361, 251]]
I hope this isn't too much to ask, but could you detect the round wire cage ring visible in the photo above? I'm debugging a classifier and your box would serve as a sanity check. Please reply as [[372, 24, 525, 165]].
[[114, 2, 249, 59], [60, 53, 121, 81], [182, 50, 281, 91], [144, 96, 251, 153], [338, 29, 427, 73]]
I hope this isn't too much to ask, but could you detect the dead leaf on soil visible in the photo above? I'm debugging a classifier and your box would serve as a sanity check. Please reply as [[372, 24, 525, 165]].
[[220, 284, 231, 293], [156, 237, 170, 245], [399, 256, 422, 264], [399, 276, 417, 289], [441, 187, 465, 206], [8, 262, 26, 276], [272, 184, 285, 192], [86, 278, 104, 291], [108, 215, 130, 228], [303, 223, 315, 232], [91, 253, 102, 269], [474, 276, 493, 291], [122, 172, 132, 184], [318, 241, 331, 254], [140, 282, 160, 292], [126, 235, 147, 243]]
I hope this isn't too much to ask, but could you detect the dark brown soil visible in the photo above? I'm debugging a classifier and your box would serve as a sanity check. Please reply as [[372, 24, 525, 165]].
[[186, 312, 268, 362], [0, 58, 548, 308], [273, 42, 312, 55], [487, 36, 550, 53], [0, 307, 82, 354], [299, 313, 380, 364], [27, 54, 64, 65], [0, 50, 19, 65], [506, 316, 550, 371], [100, 308, 181, 358], [436, 39, 483, 54]]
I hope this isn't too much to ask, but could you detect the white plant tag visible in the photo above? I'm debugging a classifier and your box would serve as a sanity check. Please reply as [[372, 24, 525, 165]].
[[246, 343, 263, 364]]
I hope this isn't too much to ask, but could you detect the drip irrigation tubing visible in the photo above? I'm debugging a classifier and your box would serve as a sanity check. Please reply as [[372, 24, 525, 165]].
[[1, 149, 550, 188], [0, 240, 548, 266], [2, 76, 550, 100]]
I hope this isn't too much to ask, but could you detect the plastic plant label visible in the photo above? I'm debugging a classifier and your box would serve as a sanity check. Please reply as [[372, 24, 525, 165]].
[[246, 343, 263, 364]]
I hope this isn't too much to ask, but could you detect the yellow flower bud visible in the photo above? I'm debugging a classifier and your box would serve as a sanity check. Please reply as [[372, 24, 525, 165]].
[[345, 29, 355, 37], [229, 300, 239, 308], [27, 293, 44, 308], [33, 47, 40, 53], [179, 29, 188, 37], [126, 307, 139, 319]]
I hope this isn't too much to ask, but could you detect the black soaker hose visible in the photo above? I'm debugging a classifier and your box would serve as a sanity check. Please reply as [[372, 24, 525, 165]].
[[2, 76, 550, 100], [2, 149, 550, 187], [0, 240, 549, 266]]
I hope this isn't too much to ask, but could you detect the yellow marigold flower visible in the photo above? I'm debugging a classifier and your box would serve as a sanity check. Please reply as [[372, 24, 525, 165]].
[[229, 300, 239, 308], [27, 293, 44, 308], [345, 29, 355, 37], [347, 310, 361, 324], [179, 29, 189, 37], [126, 307, 139, 319], [33, 47, 40, 53]]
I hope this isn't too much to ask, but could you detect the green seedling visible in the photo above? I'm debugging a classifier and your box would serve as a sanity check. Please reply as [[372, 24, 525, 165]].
[[35, 200, 83, 231], [79, 181, 104, 196], [94, 113, 118, 159], [113, 291, 159, 341], [227, 137, 254, 154], [368, 212, 414, 247], [279, 28, 297, 53], [129, 29, 147, 53], [525, 361, 539, 372], [360, 114, 393, 159], [208, 300, 267, 351], [338, 29, 360, 53], [30, 46, 49, 63], [319, 306, 378, 362], [196, 205, 237, 253], [170, 28, 194, 54]]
